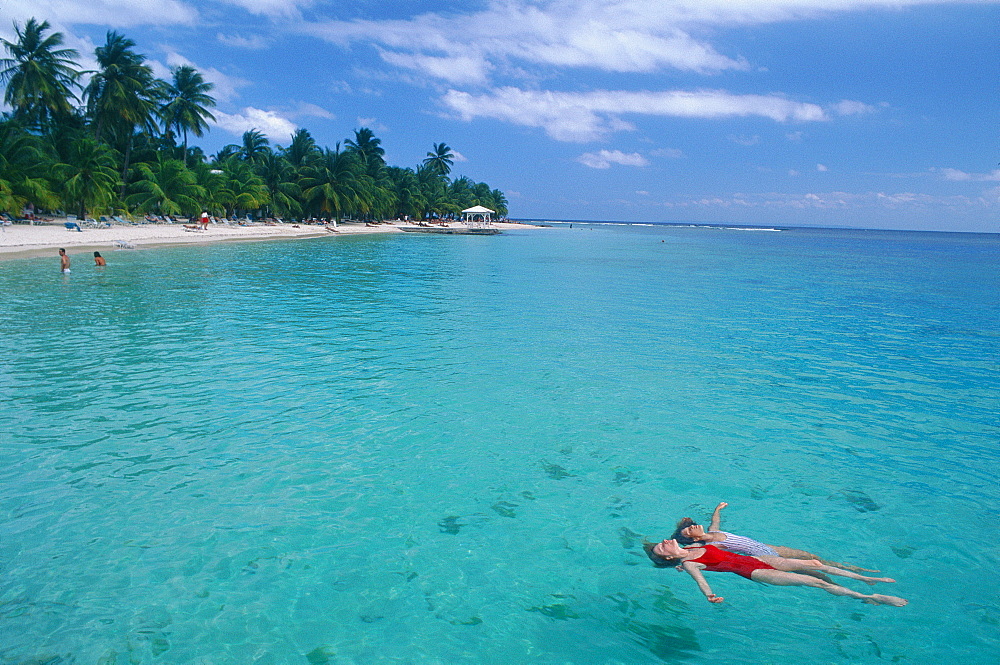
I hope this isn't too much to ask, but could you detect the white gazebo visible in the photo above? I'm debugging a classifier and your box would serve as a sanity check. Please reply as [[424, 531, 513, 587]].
[[462, 205, 495, 228]]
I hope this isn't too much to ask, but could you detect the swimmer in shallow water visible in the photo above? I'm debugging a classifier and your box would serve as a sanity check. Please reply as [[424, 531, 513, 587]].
[[93, 251, 106, 266], [59, 248, 70, 273], [646, 538, 906, 607], [672, 502, 877, 573]]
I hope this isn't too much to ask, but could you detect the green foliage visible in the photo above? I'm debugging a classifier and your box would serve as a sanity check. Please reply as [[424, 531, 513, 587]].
[[0, 116, 59, 213], [85, 31, 162, 144], [0, 18, 81, 130], [126, 154, 205, 216], [0, 17, 511, 221], [422, 142, 454, 178], [300, 144, 370, 221], [55, 133, 121, 217], [160, 65, 216, 165]]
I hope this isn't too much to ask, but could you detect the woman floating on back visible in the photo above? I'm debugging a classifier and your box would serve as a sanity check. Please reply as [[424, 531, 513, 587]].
[[645, 501, 906, 606], [672, 502, 877, 572], [646, 538, 907, 606]]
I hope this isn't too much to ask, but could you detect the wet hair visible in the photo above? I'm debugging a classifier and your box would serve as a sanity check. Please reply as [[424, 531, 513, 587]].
[[670, 517, 703, 546], [643, 542, 684, 568], [59, 248, 65, 253], [93, 251, 102, 257]]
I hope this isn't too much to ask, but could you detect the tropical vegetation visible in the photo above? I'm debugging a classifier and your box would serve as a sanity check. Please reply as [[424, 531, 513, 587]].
[[0, 17, 509, 223]]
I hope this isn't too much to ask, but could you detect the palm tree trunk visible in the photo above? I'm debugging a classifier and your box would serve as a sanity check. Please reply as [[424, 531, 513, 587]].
[[120, 134, 134, 198]]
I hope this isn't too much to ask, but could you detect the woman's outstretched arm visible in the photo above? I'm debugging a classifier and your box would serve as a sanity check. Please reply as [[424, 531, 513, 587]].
[[682, 561, 724, 603], [708, 502, 728, 532]]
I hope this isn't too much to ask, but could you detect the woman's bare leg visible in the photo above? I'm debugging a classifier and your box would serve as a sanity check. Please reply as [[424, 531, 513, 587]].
[[770, 545, 879, 573], [751, 569, 907, 606], [756, 555, 894, 585]]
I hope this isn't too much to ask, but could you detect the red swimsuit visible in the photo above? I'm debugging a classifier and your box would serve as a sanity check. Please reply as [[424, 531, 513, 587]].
[[688, 545, 776, 579]]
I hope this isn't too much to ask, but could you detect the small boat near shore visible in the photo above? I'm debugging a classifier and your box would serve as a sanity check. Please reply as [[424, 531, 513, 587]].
[[398, 226, 500, 235]]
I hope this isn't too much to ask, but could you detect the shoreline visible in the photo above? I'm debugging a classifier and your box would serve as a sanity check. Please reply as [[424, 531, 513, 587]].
[[0, 219, 539, 261]]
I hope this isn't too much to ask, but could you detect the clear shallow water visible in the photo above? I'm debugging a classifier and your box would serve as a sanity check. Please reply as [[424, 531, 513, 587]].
[[1, 225, 998, 664]]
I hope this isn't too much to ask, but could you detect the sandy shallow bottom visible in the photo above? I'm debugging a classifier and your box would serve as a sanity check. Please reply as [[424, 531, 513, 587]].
[[0, 220, 535, 260]]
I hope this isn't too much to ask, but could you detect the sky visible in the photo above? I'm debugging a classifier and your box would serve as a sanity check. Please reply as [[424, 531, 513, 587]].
[[3, 0, 999, 232]]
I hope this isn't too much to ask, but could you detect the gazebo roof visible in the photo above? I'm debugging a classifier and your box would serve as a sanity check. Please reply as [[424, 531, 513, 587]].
[[461, 205, 495, 214]]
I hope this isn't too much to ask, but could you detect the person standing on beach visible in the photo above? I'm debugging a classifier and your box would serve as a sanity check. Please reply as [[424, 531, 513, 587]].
[[200, 211, 210, 230], [93, 251, 106, 266], [59, 248, 70, 273]]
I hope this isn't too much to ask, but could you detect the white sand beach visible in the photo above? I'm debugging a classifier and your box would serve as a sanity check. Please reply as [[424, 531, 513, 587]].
[[0, 219, 537, 260]]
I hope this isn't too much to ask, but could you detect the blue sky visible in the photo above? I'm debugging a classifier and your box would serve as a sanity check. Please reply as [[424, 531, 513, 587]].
[[4, 0, 998, 232]]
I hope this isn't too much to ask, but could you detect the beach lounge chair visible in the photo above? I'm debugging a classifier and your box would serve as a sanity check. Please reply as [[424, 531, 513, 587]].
[[64, 221, 83, 232]]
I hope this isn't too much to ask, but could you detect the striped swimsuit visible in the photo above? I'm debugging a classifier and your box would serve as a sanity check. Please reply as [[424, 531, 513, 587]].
[[708, 531, 779, 557]]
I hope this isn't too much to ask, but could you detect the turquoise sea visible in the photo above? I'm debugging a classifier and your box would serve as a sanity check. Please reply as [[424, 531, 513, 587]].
[[1, 223, 998, 664]]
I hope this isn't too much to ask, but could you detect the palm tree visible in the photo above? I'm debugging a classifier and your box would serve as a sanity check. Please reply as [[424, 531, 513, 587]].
[[422, 142, 454, 178], [385, 166, 426, 220], [300, 144, 368, 222], [258, 152, 300, 218], [215, 155, 269, 218], [416, 163, 447, 218], [0, 18, 81, 130], [0, 116, 59, 214], [192, 160, 230, 217], [448, 175, 475, 210], [160, 65, 216, 166], [282, 128, 318, 168], [56, 134, 120, 218], [490, 188, 509, 217], [84, 31, 165, 195], [213, 144, 241, 162], [85, 32, 155, 141], [345, 127, 385, 178], [239, 129, 270, 163], [126, 153, 205, 215]]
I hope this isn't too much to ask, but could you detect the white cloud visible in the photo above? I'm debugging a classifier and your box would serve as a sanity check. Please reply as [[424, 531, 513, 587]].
[[293, 103, 335, 120], [379, 50, 491, 85], [217, 33, 270, 49], [577, 150, 649, 168], [355, 117, 387, 132], [451, 150, 469, 163], [832, 99, 876, 115], [3, 0, 198, 29], [817, 163, 828, 171], [215, 0, 314, 18], [442, 88, 827, 142], [728, 134, 760, 146], [298, 0, 967, 87], [650, 147, 685, 158], [212, 107, 298, 141], [660, 188, 994, 211], [302, 1, 748, 84], [934, 168, 1000, 182]]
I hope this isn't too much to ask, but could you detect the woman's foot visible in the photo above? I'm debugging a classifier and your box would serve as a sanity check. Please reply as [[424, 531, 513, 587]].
[[865, 594, 907, 607], [861, 576, 896, 586]]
